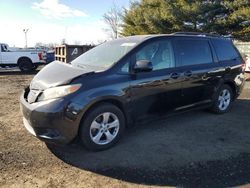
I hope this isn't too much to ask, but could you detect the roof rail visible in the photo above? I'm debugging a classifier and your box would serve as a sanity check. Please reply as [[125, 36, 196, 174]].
[[173, 32, 221, 37]]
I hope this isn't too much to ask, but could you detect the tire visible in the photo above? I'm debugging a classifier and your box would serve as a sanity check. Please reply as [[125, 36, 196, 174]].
[[210, 84, 233, 114], [18, 58, 33, 72], [79, 103, 126, 151]]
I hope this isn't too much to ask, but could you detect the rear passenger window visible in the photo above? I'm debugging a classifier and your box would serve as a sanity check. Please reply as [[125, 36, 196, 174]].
[[174, 39, 213, 66], [212, 39, 238, 61]]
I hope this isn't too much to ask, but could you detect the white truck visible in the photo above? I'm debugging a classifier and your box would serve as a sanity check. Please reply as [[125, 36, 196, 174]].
[[0, 43, 46, 72]]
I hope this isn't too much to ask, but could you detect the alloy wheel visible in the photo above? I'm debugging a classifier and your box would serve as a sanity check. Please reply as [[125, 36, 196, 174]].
[[218, 89, 231, 111], [89, 112, 120, 145]]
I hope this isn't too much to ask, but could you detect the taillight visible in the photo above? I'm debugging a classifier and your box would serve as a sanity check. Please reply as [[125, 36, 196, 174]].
[[38, 52, 43, 60]]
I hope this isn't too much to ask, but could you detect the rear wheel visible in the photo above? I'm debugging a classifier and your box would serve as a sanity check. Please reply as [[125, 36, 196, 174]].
[[211, 84, 233, 114], [18, 58, 33, 72], [79, 103, 125, 151]]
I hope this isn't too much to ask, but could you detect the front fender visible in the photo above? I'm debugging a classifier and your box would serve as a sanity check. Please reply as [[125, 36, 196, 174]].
[[66, 87, 131, 131]]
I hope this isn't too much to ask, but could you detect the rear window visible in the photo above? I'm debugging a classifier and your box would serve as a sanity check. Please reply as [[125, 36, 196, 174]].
[[174, 39, 213, 66], [212, 39, 238, 61]]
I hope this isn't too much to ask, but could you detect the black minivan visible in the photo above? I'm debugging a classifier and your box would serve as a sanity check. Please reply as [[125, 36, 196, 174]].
[[20, 33, 245, 151]]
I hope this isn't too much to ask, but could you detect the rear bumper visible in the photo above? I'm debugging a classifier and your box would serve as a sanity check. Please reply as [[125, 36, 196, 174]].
[[20, 91, 82, 144]]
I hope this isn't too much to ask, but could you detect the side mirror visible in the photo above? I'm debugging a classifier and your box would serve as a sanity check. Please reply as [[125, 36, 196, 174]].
[[134, 60, 153, 73]]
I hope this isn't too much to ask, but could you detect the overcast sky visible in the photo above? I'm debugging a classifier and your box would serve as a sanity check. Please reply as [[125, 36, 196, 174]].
[[0, 0, 131, 47]]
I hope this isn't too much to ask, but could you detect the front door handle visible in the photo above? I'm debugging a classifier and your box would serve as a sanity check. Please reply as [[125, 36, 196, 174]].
[[184, 70, 192, 77], [170, 72, 180, 79]]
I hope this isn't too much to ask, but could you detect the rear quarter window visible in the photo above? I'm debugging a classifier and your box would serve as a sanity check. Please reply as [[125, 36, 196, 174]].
[[212, 39, 239, 61]]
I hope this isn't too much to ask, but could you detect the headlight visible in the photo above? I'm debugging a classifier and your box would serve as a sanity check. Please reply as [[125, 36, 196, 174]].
[[37, 84, 81, 102]]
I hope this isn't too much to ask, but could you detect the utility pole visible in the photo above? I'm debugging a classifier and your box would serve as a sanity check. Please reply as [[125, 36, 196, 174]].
[[23, 29, 29, 48]]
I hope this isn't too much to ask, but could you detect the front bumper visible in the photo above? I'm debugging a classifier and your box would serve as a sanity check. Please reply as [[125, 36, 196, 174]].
[[20, 91, 82, 144]]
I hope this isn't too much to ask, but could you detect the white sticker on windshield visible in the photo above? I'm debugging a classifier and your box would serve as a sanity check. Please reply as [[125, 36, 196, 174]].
[[121, 43, 136, 47]]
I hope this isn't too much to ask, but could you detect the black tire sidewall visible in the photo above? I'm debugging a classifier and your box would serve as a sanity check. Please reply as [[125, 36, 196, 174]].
[[18, 59, 33, 72], [79, 103, 125, 151], [212, 85, 233, 114]]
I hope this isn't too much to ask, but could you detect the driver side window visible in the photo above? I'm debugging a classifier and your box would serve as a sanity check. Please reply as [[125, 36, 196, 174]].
[[135, 40, 175, 71], [1, 45, 7, 52]]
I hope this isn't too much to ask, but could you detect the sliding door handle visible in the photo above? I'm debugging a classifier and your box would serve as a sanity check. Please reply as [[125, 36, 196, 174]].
[[170, 72, 180, 79], [184, 70, 192, 77]]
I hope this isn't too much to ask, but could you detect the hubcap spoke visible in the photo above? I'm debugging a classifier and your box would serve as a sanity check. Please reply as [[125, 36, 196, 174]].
[[108, 119, 119, 129], [222, 90, 227, 97], [218, 96, 223, 101], [91, 120, 101, 129], [105, 130, 115, 142], [224, 100, 230, 105], [102, 112, 110, 124], [93, 131, 103, 143], [224, 93, 230, 100], [219, 101, 224, 109]]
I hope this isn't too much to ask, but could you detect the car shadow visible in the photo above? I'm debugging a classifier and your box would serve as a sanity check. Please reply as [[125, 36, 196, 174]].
[[0, 66, 45, 75], [0, 70, 40, 75], [47, 98, 250, 187]]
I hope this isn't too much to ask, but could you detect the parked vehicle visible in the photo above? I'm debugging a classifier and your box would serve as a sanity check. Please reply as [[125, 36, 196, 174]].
[[45, 50, 55, 63], [0, 43, 46, 72], [245, 55, 250, 72], [20, 33, 245, 151]]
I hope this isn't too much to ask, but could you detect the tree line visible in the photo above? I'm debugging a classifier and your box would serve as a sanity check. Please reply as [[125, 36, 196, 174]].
[[103, 0, 250, 41]]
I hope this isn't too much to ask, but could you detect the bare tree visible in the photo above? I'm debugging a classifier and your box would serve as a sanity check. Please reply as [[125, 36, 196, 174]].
[[103, 3, 123, 39]]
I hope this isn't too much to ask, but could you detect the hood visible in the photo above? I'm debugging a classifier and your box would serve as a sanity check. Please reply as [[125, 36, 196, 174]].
[[30, 61, 95, 90]]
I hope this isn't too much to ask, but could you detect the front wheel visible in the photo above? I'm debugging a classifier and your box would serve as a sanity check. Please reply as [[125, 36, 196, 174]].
[[210, 85, 233, 114], [79, 103, 125, 151]]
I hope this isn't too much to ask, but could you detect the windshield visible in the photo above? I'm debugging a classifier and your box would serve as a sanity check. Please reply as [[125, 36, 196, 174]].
[[71, 39, 138, 69]]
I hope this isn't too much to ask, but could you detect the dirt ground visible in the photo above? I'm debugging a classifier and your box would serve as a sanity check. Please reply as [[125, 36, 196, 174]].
[[1, 70, 250, 188]]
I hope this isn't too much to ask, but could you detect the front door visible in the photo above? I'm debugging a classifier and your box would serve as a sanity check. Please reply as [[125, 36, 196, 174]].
[[0, 44, 13, 64], [128, 38, 184, 120]]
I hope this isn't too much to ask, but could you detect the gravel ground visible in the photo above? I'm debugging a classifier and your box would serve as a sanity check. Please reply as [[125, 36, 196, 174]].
[[0, 70, 250, 188]]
